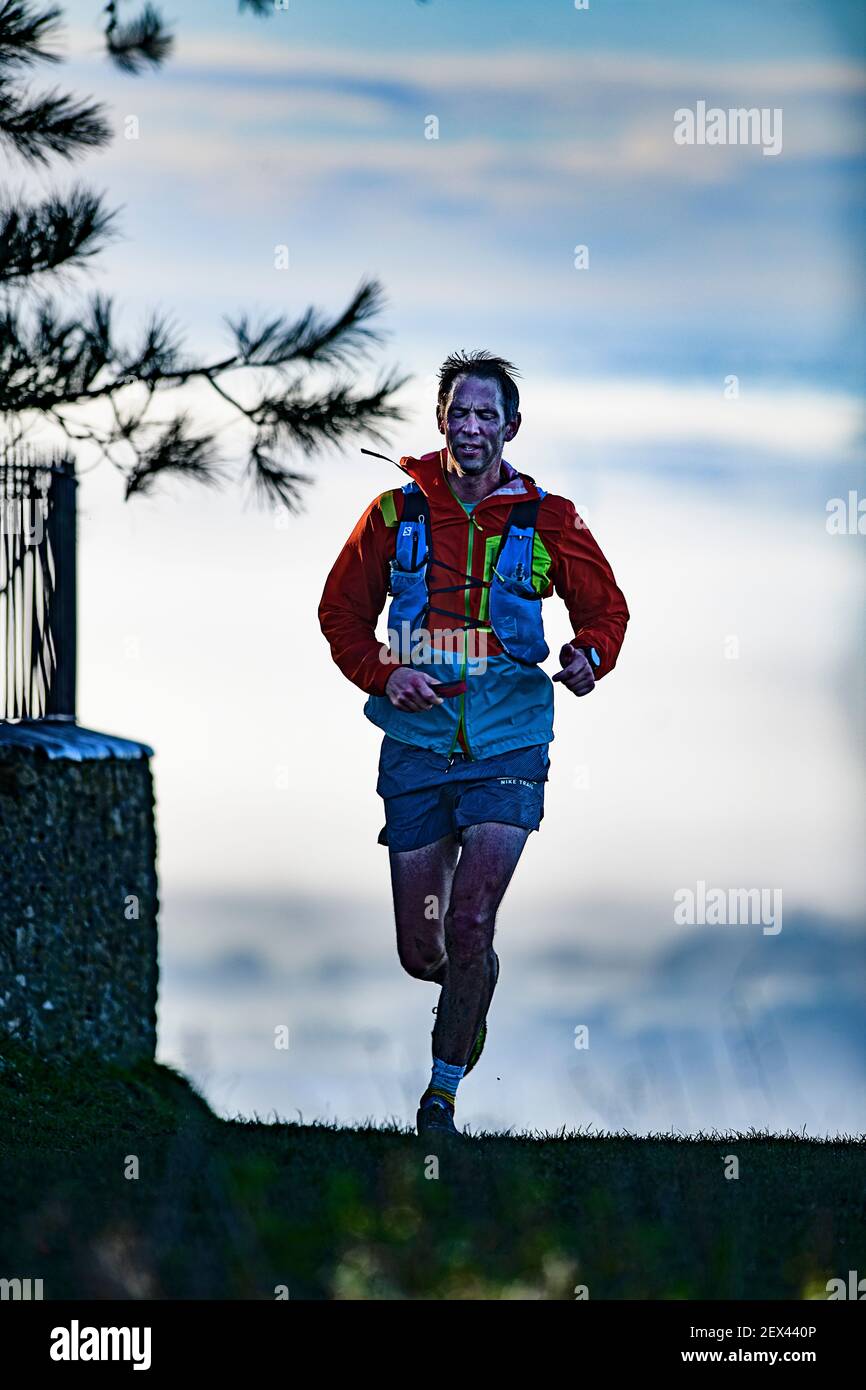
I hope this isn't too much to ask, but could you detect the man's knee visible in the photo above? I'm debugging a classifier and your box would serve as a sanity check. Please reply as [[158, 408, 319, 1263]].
[[444, 903, 494, 967], [397, 936, 446, 981]]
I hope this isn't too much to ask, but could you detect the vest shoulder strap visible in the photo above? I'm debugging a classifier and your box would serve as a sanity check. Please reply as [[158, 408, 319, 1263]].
[[393, 483, 430, 574], [504, 496, 541, 530], [493, 493, 545, 567], [399, 482, 426, 524]]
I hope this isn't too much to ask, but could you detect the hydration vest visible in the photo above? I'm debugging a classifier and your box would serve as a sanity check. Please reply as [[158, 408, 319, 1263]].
[[387, 481, 550, 666]]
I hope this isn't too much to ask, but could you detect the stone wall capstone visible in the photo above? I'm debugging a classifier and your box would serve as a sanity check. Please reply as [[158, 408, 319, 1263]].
[[0, 723, 158, 1063]]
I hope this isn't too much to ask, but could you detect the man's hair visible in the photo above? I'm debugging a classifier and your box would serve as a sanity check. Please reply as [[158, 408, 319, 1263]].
[[436, 350, 521, 422]]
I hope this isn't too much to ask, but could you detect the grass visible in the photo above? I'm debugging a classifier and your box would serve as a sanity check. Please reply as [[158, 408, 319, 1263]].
[[1, 1039, 863, 1300]]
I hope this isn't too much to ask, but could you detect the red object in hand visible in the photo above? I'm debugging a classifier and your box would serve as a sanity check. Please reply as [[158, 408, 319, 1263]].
[[434, 680, 467, 698]]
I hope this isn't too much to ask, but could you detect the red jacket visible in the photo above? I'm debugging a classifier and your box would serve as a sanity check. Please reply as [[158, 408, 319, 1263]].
[[319, 447, 629, 699]]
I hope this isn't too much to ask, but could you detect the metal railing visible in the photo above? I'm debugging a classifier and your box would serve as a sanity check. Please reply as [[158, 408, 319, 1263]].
[[0, 444, 77, 721]]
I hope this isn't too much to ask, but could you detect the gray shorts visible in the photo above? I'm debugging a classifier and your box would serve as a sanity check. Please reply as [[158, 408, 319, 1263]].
[[376, 735, 549, 852]]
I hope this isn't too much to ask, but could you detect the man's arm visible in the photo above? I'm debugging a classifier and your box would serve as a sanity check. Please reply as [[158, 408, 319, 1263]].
[[318, 495, 396, 696], [540, 497, 630, 682]]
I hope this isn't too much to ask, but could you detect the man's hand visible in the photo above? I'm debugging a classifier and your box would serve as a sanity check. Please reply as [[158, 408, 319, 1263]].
[[552, 642, 595, 696], [385, 667, 444, 711]]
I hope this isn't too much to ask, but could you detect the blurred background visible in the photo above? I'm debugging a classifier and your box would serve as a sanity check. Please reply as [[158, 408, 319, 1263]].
[[33, 0, 865, 1134]]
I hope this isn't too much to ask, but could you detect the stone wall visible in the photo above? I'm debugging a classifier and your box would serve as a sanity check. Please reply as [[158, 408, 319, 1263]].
[[0, 723, 158, 1063]]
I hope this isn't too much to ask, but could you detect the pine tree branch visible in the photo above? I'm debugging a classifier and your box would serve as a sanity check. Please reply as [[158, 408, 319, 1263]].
[[0, 83, 112, 163], [0, 6, 409, 511], [245, 445, 312, 514], [0, 1, 64, 73], [0, 184, 119, 283], [226, 279, 389, 374], [1, 282, 408, 507], [123, 412, 225, 498], [0, 3, 111, 163], [103, 2, 173, 75], [252, 374, 408, 455]]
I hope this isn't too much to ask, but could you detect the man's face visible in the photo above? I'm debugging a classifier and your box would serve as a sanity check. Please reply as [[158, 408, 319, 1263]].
[[438, 373, 520, 474]]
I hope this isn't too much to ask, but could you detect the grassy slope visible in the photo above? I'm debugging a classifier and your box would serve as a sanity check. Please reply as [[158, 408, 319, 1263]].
[[1, 1040, 863, 1300]]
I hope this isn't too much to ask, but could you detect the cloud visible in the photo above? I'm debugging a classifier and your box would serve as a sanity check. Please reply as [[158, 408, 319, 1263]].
[[524, 377, 863, 459], [64, 26, 865, 97], [56, 29, 865, 198]]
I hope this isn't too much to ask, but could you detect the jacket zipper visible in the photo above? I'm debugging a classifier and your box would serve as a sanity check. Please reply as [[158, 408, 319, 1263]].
[[447, 512, 478, 762]]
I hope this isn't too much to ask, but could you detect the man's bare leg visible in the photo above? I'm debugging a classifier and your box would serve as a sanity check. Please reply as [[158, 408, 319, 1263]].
[[433, 822, 529, 1066], [388, 833, 460, 982]]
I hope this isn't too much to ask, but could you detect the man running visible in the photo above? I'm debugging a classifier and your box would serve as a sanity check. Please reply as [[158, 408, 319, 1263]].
[[319, 351, 629, 1137]]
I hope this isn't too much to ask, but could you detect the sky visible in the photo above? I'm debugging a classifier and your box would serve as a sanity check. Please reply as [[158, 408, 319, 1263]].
[[6, 0, 865, 1133]]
